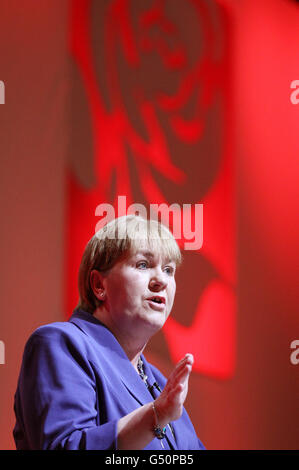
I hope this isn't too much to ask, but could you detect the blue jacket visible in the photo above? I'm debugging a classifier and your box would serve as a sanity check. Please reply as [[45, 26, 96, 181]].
[[13, 309, 205, 450]]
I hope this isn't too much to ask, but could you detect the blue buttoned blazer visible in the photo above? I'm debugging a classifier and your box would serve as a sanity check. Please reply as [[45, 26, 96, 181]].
[[13, 309, 205, 450]]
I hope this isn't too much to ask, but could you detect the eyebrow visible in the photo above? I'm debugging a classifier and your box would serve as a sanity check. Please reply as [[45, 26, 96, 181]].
[[136, 251, 155, 258], [135, 251, 174, 264]]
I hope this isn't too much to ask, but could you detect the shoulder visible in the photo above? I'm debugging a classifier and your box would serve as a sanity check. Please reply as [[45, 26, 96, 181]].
[[33, 320, 78, 338], [27, 320, 80, 342], [20, 320, 97, 381], [24, 321, 90, 358]]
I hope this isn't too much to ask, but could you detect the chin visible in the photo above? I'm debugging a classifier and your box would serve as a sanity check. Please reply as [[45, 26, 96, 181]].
[[140, 315, 167, 334]]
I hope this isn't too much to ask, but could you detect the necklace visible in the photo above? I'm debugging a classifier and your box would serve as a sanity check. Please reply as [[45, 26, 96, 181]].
[[137, 356, 148, 385]]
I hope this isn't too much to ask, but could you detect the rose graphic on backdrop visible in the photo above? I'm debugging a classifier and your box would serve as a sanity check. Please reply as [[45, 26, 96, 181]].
[[67, 0, 236, 378]]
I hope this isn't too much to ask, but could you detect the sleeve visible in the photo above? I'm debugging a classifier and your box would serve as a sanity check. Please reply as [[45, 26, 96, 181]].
[[14, 326, 118, 450], [197, 437, 206, 450]]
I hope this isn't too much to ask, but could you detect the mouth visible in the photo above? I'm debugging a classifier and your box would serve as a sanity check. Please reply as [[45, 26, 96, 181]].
[[146, 296, 166, 311], [147, 296, 166, 305]]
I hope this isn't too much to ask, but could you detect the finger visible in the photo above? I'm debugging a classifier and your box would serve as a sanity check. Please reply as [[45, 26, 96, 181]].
[[173, 363, 192, 385], [175, 355, 194, 373], [165, 355, 194, 391], [170, 381, 189, 406], [166, 359, 187, 384], [165, 365, 192, 396], [175, 370, 191, 397], [172, 354, 194, 377], [184, 353, 194, 365], [167, 382, 184, 401], [179, 354, 193, 370]]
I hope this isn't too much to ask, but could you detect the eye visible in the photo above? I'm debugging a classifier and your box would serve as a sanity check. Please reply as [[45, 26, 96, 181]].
[[137, 261, 149, 269], [164, 265, 175, 276]]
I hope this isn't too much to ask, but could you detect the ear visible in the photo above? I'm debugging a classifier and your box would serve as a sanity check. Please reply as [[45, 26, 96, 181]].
[[90, 270, 106, 301]]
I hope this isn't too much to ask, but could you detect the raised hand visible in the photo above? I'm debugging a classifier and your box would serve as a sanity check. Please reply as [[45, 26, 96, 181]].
[[154, 353, 194, 424]]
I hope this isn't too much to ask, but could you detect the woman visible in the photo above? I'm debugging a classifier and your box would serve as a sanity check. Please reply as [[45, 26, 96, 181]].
[[13, 215, 205, 450]]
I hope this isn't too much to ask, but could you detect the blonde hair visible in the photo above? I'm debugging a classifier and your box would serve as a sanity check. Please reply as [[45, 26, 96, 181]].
[[77, 215, 182, 313]]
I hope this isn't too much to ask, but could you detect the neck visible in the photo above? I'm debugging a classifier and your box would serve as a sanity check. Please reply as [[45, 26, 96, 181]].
[[93, 308, 147, 371]]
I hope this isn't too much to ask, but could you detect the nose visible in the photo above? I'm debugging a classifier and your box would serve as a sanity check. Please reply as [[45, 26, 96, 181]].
[[149, 268, 168, 291]]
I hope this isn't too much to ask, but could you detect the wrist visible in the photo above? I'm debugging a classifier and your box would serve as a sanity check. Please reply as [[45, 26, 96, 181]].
[[153, 398, 170, 428], [151, 401, 167, 440]]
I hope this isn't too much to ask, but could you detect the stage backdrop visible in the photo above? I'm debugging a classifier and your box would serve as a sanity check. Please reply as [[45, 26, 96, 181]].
[[0, 0, 298, 450], [67, 0, 236, 378]]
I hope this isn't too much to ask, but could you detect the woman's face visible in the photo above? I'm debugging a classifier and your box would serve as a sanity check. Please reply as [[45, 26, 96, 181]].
[[101, 245, 177, 338]]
